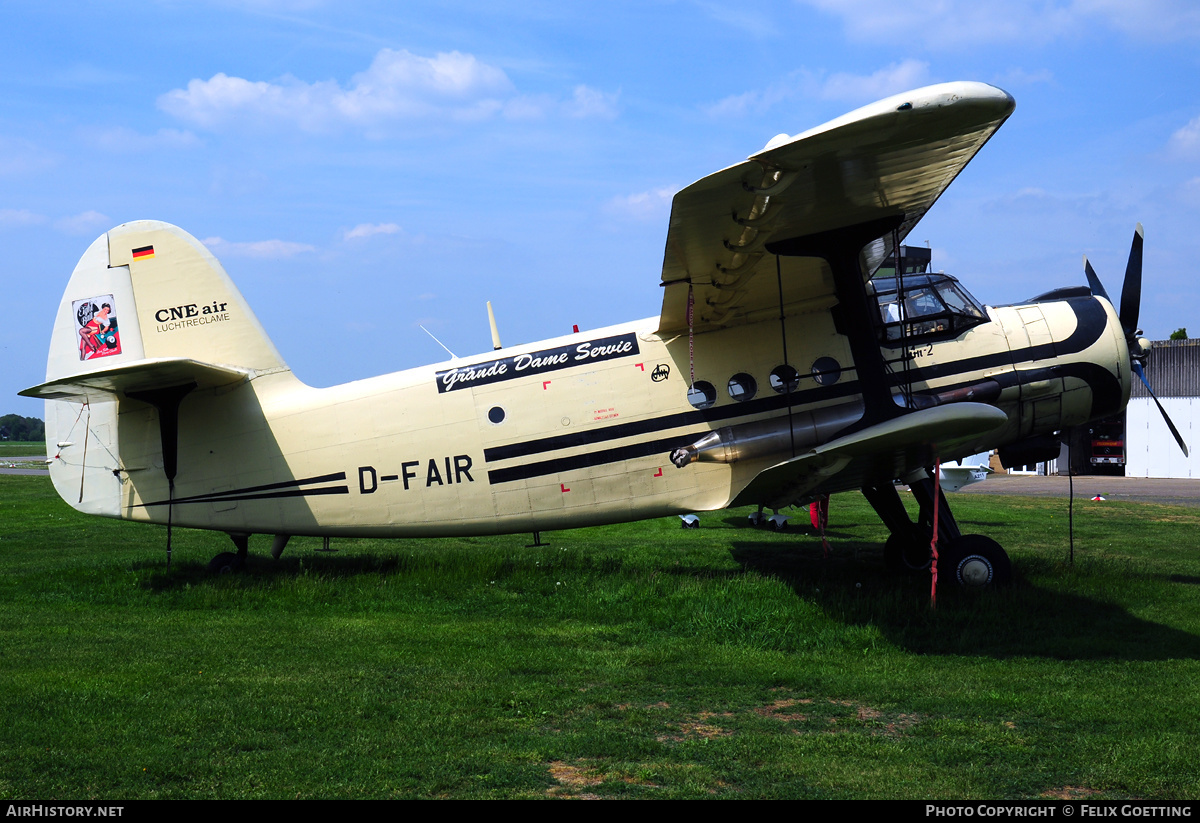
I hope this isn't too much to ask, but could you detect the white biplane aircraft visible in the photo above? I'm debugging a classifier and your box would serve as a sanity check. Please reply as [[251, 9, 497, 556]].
[[22, 82, 1186, 587]]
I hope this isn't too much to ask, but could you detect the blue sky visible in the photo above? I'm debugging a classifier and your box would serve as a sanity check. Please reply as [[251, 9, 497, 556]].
[[6, 1, 1200, 417]]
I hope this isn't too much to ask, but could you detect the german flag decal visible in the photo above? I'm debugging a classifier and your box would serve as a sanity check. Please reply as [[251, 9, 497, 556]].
[[131, 245, 155, 261]]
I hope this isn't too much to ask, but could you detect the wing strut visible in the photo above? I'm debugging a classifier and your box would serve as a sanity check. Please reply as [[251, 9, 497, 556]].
[[892, 226, 915, 410], [776, 255, 798, 458], [767, 214, 905, 432]]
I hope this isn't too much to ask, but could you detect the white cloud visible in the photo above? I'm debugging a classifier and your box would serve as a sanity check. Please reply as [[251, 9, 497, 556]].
[[562, 85, 619, 119], [0, 209, 46, 227], [1178, 177, 1200, 205], [231, 0, 326, 9], [201, 236, 316, 258], [500, 94, 553, 120], [1169, 115, 1200, 159], [992, 67, 1056, 87], [0, 137, 56, 176], [704, 90, 762, 120], [159, 48, 618, 134], [693, 1, 777, 38], [160, 49, 512, 132], [604, 186, 678, 221], [88, 127, 203, 153], [799, 0, 1066, 45], [343, 222, 401, 240], [819, 60, 932, 103], [1074, 0, 1200, 41], [705, 60, 930, 117], [798, 0, 1200, 46], [55, 210, 110, 235]]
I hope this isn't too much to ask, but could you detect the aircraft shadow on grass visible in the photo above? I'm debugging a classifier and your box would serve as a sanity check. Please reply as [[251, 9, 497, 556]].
[[728, 538, 1200, 662], [124, 524, 1200, 664], [133, 549, 469, 590]]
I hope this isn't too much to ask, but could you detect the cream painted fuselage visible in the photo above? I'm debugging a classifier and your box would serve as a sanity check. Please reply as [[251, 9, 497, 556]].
[[70, 289, 1127, 539]]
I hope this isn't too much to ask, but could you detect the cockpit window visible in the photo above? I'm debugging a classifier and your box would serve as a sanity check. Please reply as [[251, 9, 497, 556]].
[[872, 273, 986, 344]]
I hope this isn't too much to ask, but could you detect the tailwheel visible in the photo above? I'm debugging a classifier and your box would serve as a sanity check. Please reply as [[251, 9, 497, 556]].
[[940, 534, 1012, 588], [884, 523, 932, 574]]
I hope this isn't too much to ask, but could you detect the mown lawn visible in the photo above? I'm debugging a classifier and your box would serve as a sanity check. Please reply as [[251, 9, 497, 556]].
[[2, 474, 1198, 799]]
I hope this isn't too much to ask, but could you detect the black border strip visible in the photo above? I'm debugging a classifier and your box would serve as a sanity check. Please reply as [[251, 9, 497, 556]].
[[485, 299, 1112, 484], [484, 299, 1108, 467], [487, 432, 709, 485], [484, 380, 861, 462], [139, 472, 349, 508]]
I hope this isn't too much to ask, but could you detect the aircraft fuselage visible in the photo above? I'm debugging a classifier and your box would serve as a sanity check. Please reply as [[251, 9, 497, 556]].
[[58, 289, 1127, 538]]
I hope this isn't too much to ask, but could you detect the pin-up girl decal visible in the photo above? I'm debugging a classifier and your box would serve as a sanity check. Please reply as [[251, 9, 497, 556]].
[[73, 295, 122, 360]]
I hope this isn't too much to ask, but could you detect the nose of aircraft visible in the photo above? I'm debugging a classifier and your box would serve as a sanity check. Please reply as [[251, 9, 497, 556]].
[[1097, 291, 1133, 413]]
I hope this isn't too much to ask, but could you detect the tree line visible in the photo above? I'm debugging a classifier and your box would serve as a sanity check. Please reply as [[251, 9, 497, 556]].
[[0, 414, 45, 442]]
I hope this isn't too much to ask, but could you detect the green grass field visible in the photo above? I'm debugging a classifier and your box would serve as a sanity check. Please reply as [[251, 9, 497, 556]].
[[0, 442, 46, 469], [2, 473, 1199, 799], [0, 442, 45, 453]]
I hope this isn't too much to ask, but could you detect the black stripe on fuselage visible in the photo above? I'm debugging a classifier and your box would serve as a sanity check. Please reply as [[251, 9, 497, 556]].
[[139, 472, 350, 508], [483, 298, 1113, 484], [885, 297, 1108, 386], [483, 380, 862, 462], [487, 432, 710, 484]]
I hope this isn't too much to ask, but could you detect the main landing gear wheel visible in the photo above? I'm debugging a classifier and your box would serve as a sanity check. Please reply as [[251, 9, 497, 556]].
[[884, 525, 932, 574], [207, 533, 252, 574], [207, 551, 245, 574], [940, 535, 1012, 588]]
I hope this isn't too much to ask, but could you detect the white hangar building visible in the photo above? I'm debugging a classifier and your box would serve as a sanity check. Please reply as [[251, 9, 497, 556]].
[[1125, 339, 1200, 478]]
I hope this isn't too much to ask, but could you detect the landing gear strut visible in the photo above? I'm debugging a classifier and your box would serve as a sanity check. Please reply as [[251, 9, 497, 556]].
[[863, 475, 1011, 587]]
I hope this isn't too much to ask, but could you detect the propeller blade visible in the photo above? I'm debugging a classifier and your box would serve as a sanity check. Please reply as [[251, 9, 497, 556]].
[[1118, 223, 1144, 338], [1133, 361, 1189, 458], [1083, 255, 1110, 302]]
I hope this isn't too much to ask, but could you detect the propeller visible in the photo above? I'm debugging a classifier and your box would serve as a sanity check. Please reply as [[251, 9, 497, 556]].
[[1084, 224, 1189, 457], [1133, 361, 1189, 457]]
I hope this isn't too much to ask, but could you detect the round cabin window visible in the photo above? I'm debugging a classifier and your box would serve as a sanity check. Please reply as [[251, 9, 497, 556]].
[[727, 373, 757, 402], [687, 381, 717, 409], [769, 365, 800, 394], [811, 357, 842, 386]]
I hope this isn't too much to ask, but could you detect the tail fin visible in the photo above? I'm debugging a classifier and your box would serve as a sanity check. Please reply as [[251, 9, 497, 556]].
[[42, 221, 287, 385], [22, 221, 291, 517]]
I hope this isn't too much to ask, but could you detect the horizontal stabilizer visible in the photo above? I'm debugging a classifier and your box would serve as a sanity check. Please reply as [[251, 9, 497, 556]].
[[20, 357, 251, 403], [732, 403, 1009, 507]]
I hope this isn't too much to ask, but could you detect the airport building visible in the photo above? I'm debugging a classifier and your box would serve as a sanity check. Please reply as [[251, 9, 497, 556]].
[[1125, 338, 1200, 478]]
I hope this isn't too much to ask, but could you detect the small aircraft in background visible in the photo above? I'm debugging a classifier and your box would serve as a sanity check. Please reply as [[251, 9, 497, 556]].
[[937, 457, 993, 494], [22, 81, 1186, 588]]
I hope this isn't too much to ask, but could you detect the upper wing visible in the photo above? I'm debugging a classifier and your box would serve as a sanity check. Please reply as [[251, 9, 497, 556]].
[[658, 82, 1014, 335]]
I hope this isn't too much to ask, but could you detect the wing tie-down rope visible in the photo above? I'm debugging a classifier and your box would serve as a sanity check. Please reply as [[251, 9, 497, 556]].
[[930, 457, 941, 609], [687, 285, 695, 389]]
